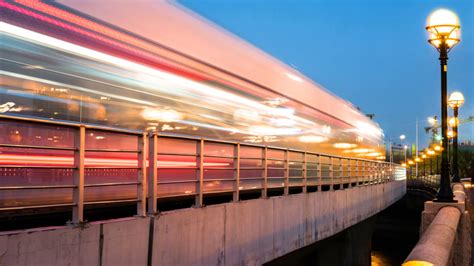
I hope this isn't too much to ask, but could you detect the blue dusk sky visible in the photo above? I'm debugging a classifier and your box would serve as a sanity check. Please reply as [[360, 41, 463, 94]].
[[180, 0, 473, 148]]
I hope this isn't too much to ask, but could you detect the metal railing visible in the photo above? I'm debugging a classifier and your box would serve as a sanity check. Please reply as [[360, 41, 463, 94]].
[[0, 115, 406, 224]]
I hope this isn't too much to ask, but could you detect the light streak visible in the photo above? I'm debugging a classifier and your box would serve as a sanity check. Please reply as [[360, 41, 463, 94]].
[[0, 154, 230, 168]]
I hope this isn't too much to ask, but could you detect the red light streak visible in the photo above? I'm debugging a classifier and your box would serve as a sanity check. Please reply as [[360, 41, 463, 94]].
[[0, 154, 229, 168]]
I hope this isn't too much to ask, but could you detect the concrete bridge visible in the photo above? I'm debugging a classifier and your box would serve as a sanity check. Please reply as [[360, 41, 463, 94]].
[[0, 180, 405, 265]]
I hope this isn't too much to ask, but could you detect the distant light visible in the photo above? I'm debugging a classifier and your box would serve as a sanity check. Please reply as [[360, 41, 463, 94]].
[[404, 145, 408, 150], [333, 143, 357, 149], [322, 125, 332, 135], [286, 73, 303, 82], [350, 148, 374, 154], [448, 117, 459, 127], [428, 117, 437, 125], [142, 108, 183, 122], [447, 130, 455, 138], [298, 135, 327, 143], [399, 134, 406, 140], [0, 102, 16, 113], [448, 91, 465, 108]]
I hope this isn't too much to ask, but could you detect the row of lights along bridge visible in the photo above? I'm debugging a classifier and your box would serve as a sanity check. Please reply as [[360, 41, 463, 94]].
[[389, 9, 467, 202], [421, 9, 464, 202]]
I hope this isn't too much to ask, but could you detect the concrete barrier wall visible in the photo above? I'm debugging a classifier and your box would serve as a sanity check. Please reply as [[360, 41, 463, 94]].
[[0, 180, 406, 266]]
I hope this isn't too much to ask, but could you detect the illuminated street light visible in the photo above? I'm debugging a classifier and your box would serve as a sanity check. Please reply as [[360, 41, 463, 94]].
[[408, 160, 415, 165], [448, 91, 465, 182], [448, 117, 458, 127], [428, 116, 438, 125], [399, 134, 406, 140], [447, 130, 455, 139], [426, 8, 461, 202], [434, 145, 442, 151]]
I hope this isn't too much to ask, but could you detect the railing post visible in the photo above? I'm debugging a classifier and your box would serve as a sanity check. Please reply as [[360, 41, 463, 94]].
[[137, 132, 147, 217], [147, 133, 158, 214], [196, 139, 204, 207], [303, 152, 307, 193], [262, 146, 268, 198], [284, 149, 289, 195], [72, 125, 85, 224], [233, 143, 240, 201], [318, 155, 322, 191], [348, 159, 352, 188], [339, 158, 343, 188], [356, 160, 362, 186], [330, 157, 334, 190], [364, 161, 369, 185]]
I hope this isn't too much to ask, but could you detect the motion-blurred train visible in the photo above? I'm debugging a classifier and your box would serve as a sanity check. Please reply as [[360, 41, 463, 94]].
[[0, 1, 388, 216]]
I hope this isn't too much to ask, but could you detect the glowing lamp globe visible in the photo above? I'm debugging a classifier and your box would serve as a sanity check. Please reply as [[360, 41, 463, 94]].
[[426, 9, 461, 49], [448, 91, 465, 108], [448, 117, 459, 127]]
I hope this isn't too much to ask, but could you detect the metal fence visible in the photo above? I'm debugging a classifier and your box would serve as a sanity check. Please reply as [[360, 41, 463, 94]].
[[0, 115, 405, 224]]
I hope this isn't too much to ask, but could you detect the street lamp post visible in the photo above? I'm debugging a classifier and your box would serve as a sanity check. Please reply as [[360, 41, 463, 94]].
[[426, 9, 461, 202], [448, 91, 465, 182]]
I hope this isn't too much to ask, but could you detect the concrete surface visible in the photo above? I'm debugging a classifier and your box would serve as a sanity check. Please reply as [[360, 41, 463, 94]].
[[404, 183, 472, 266], [0, 180, 406, 266], [405, 206, 461, 266]]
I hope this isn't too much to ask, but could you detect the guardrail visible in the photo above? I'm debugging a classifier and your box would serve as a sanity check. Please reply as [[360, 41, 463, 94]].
[[404, 183, 470, 266], [0, 115, 406, 224]]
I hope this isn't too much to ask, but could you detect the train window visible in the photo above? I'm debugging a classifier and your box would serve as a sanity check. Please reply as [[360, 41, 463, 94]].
[[0, 119, 74, 148]]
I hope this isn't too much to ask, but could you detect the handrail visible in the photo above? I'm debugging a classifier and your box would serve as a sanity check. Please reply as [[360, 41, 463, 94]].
[[404, 183, 468, 266], [0, 114, 406, 225]]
